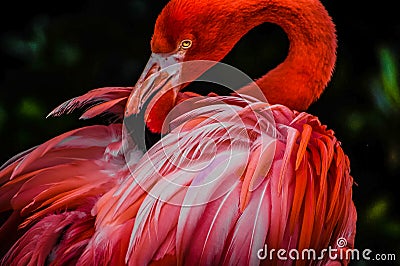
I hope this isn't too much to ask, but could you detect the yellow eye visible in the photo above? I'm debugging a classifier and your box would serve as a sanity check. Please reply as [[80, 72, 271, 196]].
[[180, 39, 192, 50]]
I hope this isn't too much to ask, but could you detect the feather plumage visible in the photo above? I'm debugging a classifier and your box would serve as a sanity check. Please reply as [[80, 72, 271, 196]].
[[47, 87, 132, 119], [0, 123, 141, 263], [71, 96, 356, 266]]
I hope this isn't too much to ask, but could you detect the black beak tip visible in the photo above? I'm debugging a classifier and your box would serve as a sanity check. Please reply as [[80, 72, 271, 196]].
[[123, 112, 161, 152]]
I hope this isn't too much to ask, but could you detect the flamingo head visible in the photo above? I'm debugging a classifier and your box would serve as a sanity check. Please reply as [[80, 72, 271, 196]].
[[125, 0, 248, 133]]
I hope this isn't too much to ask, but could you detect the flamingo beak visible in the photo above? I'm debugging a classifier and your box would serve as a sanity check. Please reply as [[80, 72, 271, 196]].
[[125, 52, 185, 117]]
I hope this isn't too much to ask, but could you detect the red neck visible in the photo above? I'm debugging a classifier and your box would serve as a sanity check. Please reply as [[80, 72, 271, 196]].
[[146, 0, 337, 133], [229, 0, 337, 110]]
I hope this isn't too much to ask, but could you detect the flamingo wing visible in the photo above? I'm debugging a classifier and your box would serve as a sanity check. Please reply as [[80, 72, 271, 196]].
[[48, 87, 132, 120], [0, 123, 142, 265], [78, 96, 356, 266]]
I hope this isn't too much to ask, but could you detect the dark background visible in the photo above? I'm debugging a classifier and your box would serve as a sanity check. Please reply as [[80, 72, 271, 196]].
[[0, 0, 399, 264]]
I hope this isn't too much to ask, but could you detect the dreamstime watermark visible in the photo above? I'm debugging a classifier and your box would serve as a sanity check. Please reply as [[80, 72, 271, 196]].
[[257, 237, 397, 262]]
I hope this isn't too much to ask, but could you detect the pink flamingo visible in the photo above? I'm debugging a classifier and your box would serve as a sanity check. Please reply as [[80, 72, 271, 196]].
[[0, 0, 357, 265]]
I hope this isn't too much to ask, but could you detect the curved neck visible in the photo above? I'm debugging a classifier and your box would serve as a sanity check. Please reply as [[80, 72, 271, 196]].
[[235, 0, 337, 110]]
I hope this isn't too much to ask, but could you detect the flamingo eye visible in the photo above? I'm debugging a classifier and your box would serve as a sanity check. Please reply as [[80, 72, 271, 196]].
[[180, 39, 192, 50]]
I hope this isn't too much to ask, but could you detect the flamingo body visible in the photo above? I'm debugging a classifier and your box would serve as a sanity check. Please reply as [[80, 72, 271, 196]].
[[0, 0, 357, 264], [97, 96, 355, 266]]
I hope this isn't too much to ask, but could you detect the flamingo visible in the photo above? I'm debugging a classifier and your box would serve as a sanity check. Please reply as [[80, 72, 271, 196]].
[[0, 0, 357, 265]]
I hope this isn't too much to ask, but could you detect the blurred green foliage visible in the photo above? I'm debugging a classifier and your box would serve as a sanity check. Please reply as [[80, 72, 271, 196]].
[[3, 16, 47, 65], [18, 98, 45, 119], [0, 0, 399, 264], [380, 48, 400, 109]]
